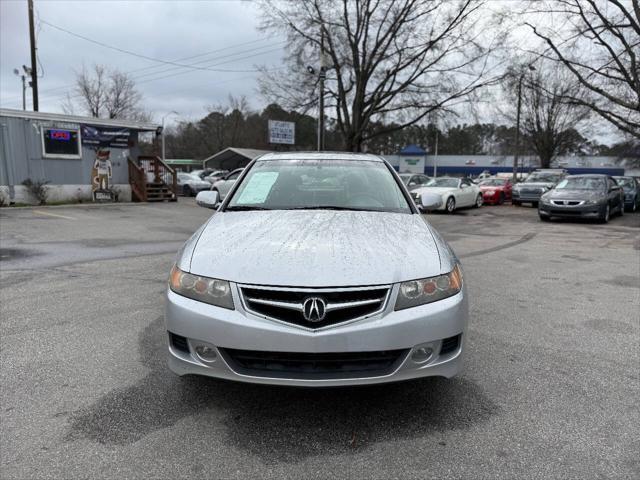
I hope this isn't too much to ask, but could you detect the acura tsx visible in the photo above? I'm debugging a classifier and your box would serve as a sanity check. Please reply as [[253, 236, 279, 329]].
[[165, 152, 468, 386]]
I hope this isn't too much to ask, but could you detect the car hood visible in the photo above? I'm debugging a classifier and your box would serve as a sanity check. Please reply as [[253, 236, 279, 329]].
[[188, 210, 442, 287], [548, 189, 604, 201], [516, 182, 554, 189]]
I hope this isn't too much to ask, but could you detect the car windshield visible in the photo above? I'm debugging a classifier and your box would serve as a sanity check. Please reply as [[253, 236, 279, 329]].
[[615, 177, 635, 190], [425, 178, 459, 188], [555, 177, 605, 190], [226, 159, 411, 213], [525, 173, 563, 183], [479, 179, 506, 186]]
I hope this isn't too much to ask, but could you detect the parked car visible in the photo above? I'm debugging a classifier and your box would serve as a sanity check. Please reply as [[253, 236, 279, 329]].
[[177, 172, 211, 197], [478, 177, 513, 204], [398, 173, 431, 191], [204, 170, 229, 184], [166, 152, 466, 387], [210, 168, 244, 201], [512, 169, 567, 206], [412, 177, 483, 213], [613, 176, 640, 212], [538, 174, 624, 223]]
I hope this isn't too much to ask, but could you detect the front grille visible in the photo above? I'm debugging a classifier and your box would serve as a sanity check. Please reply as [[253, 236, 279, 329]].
[[520, 188, 542, 194], [219, 348, 409, 379], [240, 285, 390, 329], [552, 200, 583, 206], [440, 334, 461, 355], [169, 332, 189, 353]]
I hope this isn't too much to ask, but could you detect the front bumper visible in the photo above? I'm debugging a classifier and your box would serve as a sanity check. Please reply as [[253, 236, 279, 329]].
[[513, 189, 545, 202], [165, 283, 468, 387], [539, 202, 603, 218]]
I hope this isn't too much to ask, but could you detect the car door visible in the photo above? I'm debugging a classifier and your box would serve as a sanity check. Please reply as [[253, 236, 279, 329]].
[[504, 179, 513, 200], [459, 178, 475, 206], [607, 177, 622, 211]]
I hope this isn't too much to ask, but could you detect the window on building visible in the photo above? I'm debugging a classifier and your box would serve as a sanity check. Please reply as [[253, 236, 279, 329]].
[[41, 128, 81, 158]]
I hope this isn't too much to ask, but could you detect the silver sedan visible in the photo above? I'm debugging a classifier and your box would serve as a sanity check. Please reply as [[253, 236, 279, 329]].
[[165, 152, 468, 386]]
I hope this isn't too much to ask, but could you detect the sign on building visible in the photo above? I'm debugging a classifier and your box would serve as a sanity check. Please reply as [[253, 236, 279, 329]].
[[399, 156, 425, 174], [268, 120, 295, 145]]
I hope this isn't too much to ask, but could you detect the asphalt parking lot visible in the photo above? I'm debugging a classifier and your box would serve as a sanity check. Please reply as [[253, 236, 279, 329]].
[[1, 201, 638, 479]]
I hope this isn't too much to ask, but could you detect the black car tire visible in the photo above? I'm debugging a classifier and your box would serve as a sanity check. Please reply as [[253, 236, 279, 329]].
[[474, 194, 483, 208], [619, 203, 624, 216], [513, 200, 521, 206], [183, 185, 193, 197], [532, 201, 539, 208], [599, 204, 610, 223], [632, 198, 638, 212], [446, 196, 456, 214], [499, 192, 505, 205], [539, 213, 550, 222]]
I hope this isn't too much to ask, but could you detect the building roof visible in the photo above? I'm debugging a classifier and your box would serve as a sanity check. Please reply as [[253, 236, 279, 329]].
[[202, 147, 273, 170], [165, 158, 201, 165], [399, 144, 426, 155], [0, 108, 161, 131]]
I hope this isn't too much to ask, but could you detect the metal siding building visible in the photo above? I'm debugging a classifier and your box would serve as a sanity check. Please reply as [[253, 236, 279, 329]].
[[0, 108, 160, 202]]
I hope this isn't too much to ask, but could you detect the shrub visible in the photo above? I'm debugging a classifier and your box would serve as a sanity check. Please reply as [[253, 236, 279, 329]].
[[22, 178, 50, 205]]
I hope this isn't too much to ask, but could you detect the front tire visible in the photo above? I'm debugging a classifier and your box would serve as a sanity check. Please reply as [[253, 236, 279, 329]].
[[446, 196, 456, 214], [183, 185, 193, 197], [474, 194, 483, 208], [600, 204, 610, 223], [539, 214, 550, 222], [513, 200, 521, 206], [499, 192, 505, 205]]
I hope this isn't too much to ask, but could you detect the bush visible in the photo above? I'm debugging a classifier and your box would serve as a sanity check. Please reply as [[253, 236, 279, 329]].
[[22, 178, 50, 205]]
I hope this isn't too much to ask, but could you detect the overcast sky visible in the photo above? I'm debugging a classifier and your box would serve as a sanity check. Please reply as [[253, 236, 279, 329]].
[[0, 0, 283, 125]]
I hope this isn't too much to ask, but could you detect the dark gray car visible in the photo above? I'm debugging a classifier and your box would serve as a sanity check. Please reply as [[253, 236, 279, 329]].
[[614, 176, 640, 212], [538, 175, 624, 223], [512, 170, 567, 206]]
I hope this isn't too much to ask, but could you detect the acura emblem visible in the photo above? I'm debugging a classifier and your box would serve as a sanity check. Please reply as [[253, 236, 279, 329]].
[[302, 297, 327, 322]]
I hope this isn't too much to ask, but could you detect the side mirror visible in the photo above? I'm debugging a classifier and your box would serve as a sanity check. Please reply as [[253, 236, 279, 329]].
[[195, 190, 219, 209], [420, 192, 442, 210]]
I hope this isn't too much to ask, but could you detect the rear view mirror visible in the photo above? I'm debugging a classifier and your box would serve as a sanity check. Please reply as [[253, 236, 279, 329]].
[[196, 191, 219, 209], [420, 192, 442, 210]]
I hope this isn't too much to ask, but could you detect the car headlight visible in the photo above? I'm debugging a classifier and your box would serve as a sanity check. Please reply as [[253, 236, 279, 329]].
[[485, 190, 496, 195], [395, 264, 463, 311], [584, 199, 600, 205], [169, 265, 234, 309]]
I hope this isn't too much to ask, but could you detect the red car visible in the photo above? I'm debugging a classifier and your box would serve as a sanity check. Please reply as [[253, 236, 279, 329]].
[[478, 178, 513, 205]]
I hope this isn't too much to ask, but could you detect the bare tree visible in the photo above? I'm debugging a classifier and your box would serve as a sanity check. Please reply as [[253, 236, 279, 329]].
[[258, 0, 505, 151], [525, 0, 640, 139], [65, 64, 147, 120]]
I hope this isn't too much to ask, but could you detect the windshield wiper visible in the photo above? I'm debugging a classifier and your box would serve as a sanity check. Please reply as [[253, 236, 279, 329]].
[[283, 206, 381, 212], [225, 205, 272, 211]]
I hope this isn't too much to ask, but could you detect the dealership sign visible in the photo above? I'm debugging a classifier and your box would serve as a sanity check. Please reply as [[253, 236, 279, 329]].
[[268, 120, 295, 145], [81, 125, 131, 148]]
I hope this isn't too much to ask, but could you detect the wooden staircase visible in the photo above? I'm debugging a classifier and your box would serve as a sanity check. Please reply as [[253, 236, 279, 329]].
[[128, 156, 177, 202]]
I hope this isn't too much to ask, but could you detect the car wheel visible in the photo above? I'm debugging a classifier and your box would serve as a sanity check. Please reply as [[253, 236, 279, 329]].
[[183, 185, 193, 197], [539, 213, 550, 222], [499, 192, 505, 205], [513, 200, 521, 206], [633, 198, 638, 212], [600, 204, 610, 223], [532, 201, 539, 208], [619, 203, 624, 216], [446, 196, 456, 213], [474, 194, 483, 208]]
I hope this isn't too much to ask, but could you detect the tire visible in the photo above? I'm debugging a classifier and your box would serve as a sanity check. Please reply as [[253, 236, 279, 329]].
[[600, 204, 610, 223], [619, 202, 624, 216], [474, 194, 483, 208], [513, 200, 521, 206], [445, 196, 456, 214], [633, 198, 638, 212], [183, 185, 193, 197], [539, 214, 550, 222], [532, 201, 539, 208], [499, 192, 505, 205]]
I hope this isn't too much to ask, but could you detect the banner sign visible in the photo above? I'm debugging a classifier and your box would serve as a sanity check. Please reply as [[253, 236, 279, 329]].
[[268, 120, 295, 145], [81, 124, 131, 148]]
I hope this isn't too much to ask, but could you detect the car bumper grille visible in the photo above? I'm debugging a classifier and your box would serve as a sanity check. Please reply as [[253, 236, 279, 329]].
[[219, 348, 410, 379], [240, 285, 390, 329]]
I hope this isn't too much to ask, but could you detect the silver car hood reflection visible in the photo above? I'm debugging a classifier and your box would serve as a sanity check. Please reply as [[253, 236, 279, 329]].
[[187, 210, 442, 287]]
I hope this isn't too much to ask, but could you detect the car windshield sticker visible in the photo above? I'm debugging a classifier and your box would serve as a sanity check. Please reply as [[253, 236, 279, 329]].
[[236, 171, 279, 204]]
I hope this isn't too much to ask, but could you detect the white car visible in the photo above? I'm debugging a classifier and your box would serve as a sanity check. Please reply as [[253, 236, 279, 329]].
[[210, 168, 244, 201], [412, 177, 483, 213], [177, 173, 211, 197]]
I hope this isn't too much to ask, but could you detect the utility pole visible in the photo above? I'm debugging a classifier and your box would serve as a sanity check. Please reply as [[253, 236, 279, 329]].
[[512, 74, 523, 183], [433, 127, 439, 178], [28, 0, 39, 111], [317, 27, 325, 151], [13, 69, 27, 110]]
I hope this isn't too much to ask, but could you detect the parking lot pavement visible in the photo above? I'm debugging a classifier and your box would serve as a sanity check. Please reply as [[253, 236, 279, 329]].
[[1, 201, 638, 479]]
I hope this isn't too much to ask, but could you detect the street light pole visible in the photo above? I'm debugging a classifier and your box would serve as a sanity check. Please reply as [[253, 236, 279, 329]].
[[317, 27, 326, 152], [161, 111, 179, 162], [13, 69, 27, 110], [513, 74, 523, 184], [27, 0, 38, 111]]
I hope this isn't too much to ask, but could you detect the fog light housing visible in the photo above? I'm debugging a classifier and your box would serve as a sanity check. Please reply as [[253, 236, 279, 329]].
[[194, 344, 217, 363], [411, 343, 435, 364]]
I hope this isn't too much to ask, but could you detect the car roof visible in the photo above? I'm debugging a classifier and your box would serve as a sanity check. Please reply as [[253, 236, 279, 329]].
[[566, 174, 608, 178], [256, 151, 384, 162]]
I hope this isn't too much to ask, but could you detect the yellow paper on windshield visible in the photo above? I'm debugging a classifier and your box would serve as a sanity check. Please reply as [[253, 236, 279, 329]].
[[236, 172, 279, 204]]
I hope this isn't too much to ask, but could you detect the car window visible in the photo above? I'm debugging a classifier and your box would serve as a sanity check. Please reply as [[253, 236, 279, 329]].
[[479, 179, 506, 186], [526, 173, 564, 183], [556, 177, 605, 190], [426, 178, 459, 188], [607, 178, 618, 190], [418, 175, 429, 184], [227, 159, 411, 213]]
